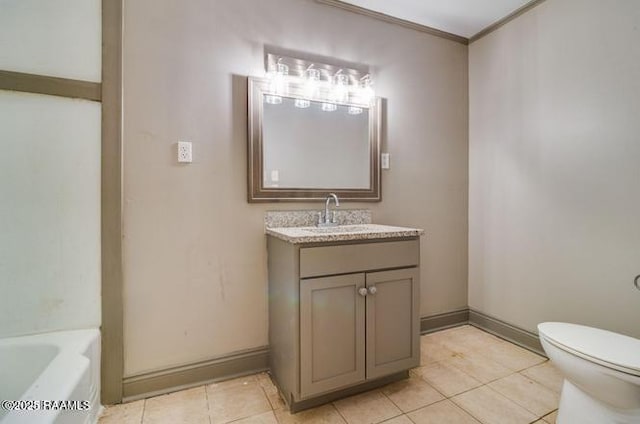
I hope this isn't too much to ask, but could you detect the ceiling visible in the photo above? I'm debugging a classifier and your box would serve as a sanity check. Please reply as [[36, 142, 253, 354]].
[[339, 0, 533, 38]]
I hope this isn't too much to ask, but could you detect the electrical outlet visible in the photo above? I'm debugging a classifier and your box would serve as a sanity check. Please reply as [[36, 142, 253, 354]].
[[178, 141, 192, 163], [381, 153, 390, 169]]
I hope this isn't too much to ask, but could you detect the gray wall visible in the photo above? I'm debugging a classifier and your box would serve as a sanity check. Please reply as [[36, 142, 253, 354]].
[[123, 0, 468, 376], [469, 0, 640, 338]]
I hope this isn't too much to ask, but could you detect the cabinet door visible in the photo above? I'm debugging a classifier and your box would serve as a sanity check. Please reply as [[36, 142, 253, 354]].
[[366, 268, 420, 379], [300, 273, 366, 398]]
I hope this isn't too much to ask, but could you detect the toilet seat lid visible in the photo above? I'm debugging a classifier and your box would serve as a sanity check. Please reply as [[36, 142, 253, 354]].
[[538, 322, 640, 376]]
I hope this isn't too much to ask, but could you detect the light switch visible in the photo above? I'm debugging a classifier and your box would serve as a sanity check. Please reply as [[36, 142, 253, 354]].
[[178, 141, 192, 163], [271, 169, 280, 182], [381, 153, 390, 169]]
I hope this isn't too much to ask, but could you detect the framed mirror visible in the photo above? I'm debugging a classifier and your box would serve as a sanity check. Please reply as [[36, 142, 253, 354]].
[[247, 76, 381, 202]]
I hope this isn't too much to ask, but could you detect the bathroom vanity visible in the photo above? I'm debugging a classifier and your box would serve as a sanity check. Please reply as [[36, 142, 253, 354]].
[[266, 218, 424, 411]]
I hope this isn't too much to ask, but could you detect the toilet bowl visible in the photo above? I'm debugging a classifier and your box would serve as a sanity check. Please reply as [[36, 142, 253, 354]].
[[538, 322, 640, 424]]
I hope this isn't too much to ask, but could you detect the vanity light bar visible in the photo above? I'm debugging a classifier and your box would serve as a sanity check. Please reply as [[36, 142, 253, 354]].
[[264, 53, 375, 108], [265, 54, 369, 85]]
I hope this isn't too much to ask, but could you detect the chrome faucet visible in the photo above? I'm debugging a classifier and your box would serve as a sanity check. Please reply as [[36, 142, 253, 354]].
[[317, 193, 340, 227]]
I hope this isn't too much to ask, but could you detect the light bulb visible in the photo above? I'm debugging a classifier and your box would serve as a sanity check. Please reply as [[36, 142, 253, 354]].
[[304, 67, 320, 99], [357, 75, 374, 105], [294, 98, 310, 108], [348, 106, 363, 115], [321, 102, 337, 112], [268, 61, 289, 96], [264, 95, 282, 105], [332, 71, 349, 104]]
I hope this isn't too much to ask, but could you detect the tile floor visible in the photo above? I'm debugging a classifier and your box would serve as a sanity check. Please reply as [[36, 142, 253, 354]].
[[99, 325, 563, 424]]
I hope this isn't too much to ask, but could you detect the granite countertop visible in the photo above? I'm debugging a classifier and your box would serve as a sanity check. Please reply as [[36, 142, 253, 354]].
[[266, 224, 425, 244]]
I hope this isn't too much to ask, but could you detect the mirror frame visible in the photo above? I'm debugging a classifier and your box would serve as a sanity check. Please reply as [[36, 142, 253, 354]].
[[247, 76, 381, 202]]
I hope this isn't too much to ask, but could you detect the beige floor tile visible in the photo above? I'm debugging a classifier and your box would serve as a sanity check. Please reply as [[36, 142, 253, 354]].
[[99, 399, 144, 424], [520, 361, 564, 393], [256, 372, 286, 410], [256, 372, 275, 389], [420, 337, 458, 366], [232, 410, 278, 424], [333, 390, 402, 424], [381, 415, 413, 424], [207, 376, 271, 424], [427, 330, 505, 369], [429, 342, 475, 359], [438, 326, 502, 351], [477, 340, 546, 372], [428, 326, 539, 378], [542, 410, 558, 423], [106, 331, 561, 424], [274, 404, 346, 424], [451, 386, 537, 424], [421, 327, 477, 351], [407, 399, 480, 424], [488, 373, 559, 417], [143, 386, 209, 424], [444, 353, 512, 384], [381, 376, 444, 413], [436, 325, 477, 338], [413, 362, 482, 397], [265, 389, 286, 411], [428, 326, 527, 369]]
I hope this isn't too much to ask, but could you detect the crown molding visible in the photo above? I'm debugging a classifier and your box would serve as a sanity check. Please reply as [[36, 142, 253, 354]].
[[315, 0, 468, 45], [316, 0, 549, 47], [469, 0, 547, 43]]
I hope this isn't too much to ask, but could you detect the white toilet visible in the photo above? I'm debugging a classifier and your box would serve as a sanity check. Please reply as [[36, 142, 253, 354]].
[[538, 322, 640, 424]]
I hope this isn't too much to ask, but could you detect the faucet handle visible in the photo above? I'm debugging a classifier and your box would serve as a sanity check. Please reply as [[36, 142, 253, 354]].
[[331, 211, 337, 224], [317, 212, 323, 225]]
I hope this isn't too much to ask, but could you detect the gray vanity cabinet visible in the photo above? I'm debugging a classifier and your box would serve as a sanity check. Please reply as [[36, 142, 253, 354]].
[[365, 268, 420, 380], [300, 268, 420, 398], [267, 236, 420, 411], [300, 273, 366, 398]]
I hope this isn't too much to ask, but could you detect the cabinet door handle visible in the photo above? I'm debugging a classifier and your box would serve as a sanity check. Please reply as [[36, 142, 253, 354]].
[[358, 287, 368, 297], [368, 286, 377, 295], [634, 275, 640, 292]]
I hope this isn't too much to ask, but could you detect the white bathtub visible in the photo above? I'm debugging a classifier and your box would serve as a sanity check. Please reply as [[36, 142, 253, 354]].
[[0, 330, 101, 424]]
